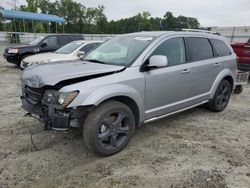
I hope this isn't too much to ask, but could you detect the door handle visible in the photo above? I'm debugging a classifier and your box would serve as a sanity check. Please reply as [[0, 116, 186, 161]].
[[213, 63, 221, 67], [181, 69, 190, 74]]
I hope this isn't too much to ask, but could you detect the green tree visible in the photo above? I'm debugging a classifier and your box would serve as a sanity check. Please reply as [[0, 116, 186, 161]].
[[13, 0, 200, 34]]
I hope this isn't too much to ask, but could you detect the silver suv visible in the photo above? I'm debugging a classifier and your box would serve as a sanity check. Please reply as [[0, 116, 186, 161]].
[[21, 31, 237, 156]]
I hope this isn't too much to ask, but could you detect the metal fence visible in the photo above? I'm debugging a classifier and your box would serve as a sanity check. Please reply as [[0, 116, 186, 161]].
[[0, 31, 118, 43], [0, 26, 250, 44], [211, 26, 250, 43]]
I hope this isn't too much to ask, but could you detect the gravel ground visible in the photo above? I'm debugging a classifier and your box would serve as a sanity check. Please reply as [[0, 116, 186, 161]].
[[0, 42, 249, 188]]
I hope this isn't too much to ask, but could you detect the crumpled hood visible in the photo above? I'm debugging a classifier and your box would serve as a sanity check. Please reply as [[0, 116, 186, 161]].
[[23, 52, 73, 63], [21, 60, 125, 88]]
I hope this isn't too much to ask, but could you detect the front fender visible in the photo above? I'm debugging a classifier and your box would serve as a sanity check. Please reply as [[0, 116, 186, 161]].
[[70, 84, 145, 122], [209, 68, 236, 99]]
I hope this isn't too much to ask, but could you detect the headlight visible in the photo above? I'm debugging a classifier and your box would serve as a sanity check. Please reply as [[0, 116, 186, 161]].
[[8, 48, 19, 53], [28, 60, 50, 67], [42, 90, 79, 109]]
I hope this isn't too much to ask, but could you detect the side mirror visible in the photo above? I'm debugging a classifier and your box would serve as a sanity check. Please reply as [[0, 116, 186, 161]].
[[149, 55, 168, 68], [41, 42, 47, 48], [77, 51, 85, 57], [141, 55, 168, 72]]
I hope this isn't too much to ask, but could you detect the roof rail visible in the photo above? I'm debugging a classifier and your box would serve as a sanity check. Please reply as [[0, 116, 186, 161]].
[[179, 29, 221, 35]]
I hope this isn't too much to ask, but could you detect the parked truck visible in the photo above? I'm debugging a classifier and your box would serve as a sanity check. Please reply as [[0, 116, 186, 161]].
[[231, 38, 250, 71]]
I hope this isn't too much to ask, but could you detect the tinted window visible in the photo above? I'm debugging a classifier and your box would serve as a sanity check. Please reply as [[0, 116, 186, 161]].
[[211, 39, 231, 57], [58, 36, 69, 45], [43, 36, 57, 46], [80, 43, 99, 53], [151, 37, 186, 66], [188, 37, 213, 61], [70, 35, 83, 41]]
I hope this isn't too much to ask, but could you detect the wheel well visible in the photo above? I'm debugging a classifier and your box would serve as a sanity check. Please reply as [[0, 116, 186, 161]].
[[224, 76, 234, 92], [21, 53, 34, 60], [103, 96, 140, 127]]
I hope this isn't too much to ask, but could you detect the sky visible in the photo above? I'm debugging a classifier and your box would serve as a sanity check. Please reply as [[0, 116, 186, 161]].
[[1, 0, 250, 27]]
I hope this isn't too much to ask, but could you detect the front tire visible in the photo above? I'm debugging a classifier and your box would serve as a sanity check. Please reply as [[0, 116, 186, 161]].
[[83, 100, 135, 156], [208, 80, 232, 112]]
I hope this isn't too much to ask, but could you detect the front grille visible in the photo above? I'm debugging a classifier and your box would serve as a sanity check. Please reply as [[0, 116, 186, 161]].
[[23, 85, 45, 105]]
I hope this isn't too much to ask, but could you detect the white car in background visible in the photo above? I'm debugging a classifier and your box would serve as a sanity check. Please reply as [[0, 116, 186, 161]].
[[20, 40, 102, 69]]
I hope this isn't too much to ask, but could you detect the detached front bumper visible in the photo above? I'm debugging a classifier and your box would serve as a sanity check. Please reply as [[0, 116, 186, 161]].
[[21, 96, 72, 130]]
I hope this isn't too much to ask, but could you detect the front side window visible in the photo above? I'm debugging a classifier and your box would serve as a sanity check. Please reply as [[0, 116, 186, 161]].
[[151, 37, 186, 66], [210, 39, 231, 57], [80, 43, 100, 54], [43, 36, 57, 46], [84, 36, 155, 66], [187, 37, 213, 61], [29, 36, 45, 45]]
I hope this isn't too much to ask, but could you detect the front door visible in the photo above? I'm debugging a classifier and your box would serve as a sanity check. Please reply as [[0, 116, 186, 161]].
[[39, 36, 59, 53]]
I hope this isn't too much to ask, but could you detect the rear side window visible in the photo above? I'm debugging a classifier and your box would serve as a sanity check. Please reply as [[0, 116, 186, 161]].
[[70, 35, 84, 41], [43, 36, 57, 46], [187, 37, 213, 61], [210, 39, 231, 57], [58, 36, 70, 45], [151, 37, 186, 66]]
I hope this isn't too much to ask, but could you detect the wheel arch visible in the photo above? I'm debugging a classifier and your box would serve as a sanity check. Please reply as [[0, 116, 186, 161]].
[[209, 69, 236, 99], [101, 96, 141, 127], [20, 52, 34, 61], [77, 84, 145, 125]]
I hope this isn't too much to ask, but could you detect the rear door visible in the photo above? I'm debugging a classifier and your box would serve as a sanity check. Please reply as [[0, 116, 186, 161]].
[[185, 37, 222, 95], [58, 35, 70, 47]]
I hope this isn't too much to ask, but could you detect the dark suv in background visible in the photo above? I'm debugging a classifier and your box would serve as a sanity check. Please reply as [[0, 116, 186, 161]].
[[3, 34, 84, 66]]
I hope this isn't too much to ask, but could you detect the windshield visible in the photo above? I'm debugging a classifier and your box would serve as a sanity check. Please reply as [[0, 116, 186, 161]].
[[29, 36, 45, 45], [55, 41, 84, 54], [84, 36, 154, 66]]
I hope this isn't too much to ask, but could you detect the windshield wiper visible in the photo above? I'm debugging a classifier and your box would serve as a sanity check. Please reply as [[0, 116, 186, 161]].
[[84, 59, 106, 64]]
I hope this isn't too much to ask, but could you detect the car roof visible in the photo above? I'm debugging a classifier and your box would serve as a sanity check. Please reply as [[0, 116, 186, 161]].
[[122, 31, 227, 41]]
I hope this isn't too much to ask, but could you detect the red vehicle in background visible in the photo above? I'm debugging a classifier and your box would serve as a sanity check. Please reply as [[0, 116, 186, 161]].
[[231, 38, 250, 71]]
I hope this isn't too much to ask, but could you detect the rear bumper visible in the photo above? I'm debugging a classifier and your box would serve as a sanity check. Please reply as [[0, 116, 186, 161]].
[[3, 53, 21, 65], [236, 71, 249, 85]]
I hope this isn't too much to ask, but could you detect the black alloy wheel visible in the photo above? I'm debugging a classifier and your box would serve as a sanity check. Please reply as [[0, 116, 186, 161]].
[[83, 101, 135, 156]]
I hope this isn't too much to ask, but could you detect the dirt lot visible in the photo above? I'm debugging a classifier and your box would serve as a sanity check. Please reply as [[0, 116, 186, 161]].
[[0, 42, 249, 188]]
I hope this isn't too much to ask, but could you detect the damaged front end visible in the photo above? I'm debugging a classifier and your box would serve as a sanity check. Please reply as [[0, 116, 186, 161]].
[[20, 60, 126, 130], [21, 84, 89, 131]]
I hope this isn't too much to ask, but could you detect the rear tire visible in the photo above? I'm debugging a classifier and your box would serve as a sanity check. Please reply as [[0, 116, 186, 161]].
[[83, 100, 135, 156], [208, 80, 231, 112]]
